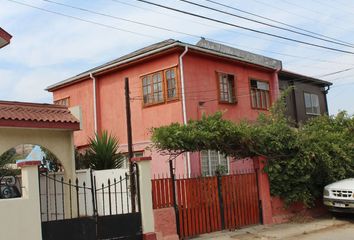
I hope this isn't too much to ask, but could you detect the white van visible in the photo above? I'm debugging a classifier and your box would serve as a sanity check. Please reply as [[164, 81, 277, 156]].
[[323, 178, 354, 213]]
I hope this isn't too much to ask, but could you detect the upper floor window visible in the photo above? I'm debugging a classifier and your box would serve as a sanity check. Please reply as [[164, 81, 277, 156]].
[[218, 73, 236, 104], [166, 68, 177, 100], [304, 92, 320, 115], [250, 79, 270, 110], [142, 67, 178, 106], [201, 150, 229, 176], [54, 97, 70, 107]]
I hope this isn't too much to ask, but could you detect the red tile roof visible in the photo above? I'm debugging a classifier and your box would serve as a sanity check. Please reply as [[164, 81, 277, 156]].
[[0, 27, 12, 48], [0, 101, 80, 130]]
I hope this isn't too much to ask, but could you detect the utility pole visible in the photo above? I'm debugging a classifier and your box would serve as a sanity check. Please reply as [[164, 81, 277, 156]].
[[125, 77, 136, 212]]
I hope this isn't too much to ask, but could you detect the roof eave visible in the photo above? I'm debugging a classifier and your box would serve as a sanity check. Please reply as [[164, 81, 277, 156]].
[[0, 119, 80, 131], [47, 41, 281, 92], [46, 42, 183, 92], [280, 70, 332, 86]]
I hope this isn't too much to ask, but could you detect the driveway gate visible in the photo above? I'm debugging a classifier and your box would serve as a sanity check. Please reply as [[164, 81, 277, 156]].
[[152, 171, 261, 239], [39, 167, 142, 240]]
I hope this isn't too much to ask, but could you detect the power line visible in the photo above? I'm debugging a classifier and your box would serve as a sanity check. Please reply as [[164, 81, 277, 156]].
[[109, 0, 337, 52], [251, 0, 350, 32], [6, 0, 159, 40], [41, 0, 200, 39], [204, 0, 354, 46], [8, 0, 354, 69], [136, 0, 354, 55], [318, 67, 354, 78], [109, 0, 354, 66], [179, 0, 354, 48]]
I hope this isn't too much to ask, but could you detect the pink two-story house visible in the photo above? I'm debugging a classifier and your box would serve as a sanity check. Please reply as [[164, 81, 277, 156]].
[[47, 39, 282, 176]]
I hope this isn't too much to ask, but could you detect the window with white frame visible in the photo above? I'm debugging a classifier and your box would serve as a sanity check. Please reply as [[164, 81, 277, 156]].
[[304, 92, 320, 115], [201, 150, 229, 176], [218, 73, 236, 104]]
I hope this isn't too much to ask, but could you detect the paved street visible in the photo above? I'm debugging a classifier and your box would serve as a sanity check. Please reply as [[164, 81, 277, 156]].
[[288, 224, 354, 240], [193, 217, 354, 240]]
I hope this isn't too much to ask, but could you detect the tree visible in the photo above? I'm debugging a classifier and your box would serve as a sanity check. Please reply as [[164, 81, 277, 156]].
[[86, 131, 125, 170], [151, 97, 354, 206], [0, 148, 17, 176]]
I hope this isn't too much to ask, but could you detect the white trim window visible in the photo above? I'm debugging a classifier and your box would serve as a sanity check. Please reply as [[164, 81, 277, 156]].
[[201, 150, 229, 176], [304, 92, 320, 115]]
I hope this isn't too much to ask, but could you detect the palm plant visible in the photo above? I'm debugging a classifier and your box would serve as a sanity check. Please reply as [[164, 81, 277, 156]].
[[87, 131, 125, 170]]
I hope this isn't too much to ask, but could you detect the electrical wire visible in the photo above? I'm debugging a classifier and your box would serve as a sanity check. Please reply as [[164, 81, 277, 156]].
[[110, 0, 354, 66], [204, 0, 354, 47], [179, 0, 354, 48], [8, 0, 354, 72], [251, 0, 349, 32], [6, 0, 159, 40], [41, 0, 201, 39], [136, 0, 354, 55]]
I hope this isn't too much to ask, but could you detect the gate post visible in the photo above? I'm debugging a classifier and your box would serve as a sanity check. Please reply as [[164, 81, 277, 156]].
[[132, 157, 157, 240], [253, 157, 273, 224], [16, 160, 43, 240]]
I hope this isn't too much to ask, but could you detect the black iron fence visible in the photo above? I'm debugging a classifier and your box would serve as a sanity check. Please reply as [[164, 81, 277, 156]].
[[39, 168, 140, 222], [40, 166, 143, 240], [0, 174, 22, 199]]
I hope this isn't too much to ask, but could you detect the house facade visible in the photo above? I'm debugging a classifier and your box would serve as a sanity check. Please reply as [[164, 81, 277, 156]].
[[47, 39, 328, 176], [279, 70, 332, 124]]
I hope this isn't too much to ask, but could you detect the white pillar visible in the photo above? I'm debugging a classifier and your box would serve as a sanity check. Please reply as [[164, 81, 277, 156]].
[[16, 160, 43, 240], [132, 156, 156, 240]]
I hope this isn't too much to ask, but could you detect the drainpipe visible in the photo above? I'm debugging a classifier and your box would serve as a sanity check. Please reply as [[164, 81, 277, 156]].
[[179, 46, 190, 177], [272, 68, 281, 102], [324, 85, 330, 115], [89, 72, 98, 133]]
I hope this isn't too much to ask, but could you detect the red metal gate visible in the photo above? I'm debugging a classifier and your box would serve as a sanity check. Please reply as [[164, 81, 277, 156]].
[[152, 172, 261, 239]]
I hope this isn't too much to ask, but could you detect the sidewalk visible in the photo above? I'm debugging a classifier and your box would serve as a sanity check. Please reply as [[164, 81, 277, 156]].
[[192, 218, 351, 240]]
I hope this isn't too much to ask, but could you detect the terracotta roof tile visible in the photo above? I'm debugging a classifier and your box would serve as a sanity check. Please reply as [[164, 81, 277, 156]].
[[0, 101, 79, 124]]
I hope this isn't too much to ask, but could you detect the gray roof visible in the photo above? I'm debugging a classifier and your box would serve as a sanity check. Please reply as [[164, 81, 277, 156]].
[[280, 70, 332, 86], [46, 39, 282, 91], [196, 39, 281, 69]]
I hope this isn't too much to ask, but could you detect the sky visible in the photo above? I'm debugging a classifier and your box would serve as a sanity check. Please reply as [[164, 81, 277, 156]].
[[0, 0, 354, 115]]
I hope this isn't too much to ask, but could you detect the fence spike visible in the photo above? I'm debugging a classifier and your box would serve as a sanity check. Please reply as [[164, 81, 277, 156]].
[[101, 183, 105, 216], [108, 178, 112, 215], [69, 179, 72, 219], [83, 181, 87, 216], [114, 178, 118, 214]]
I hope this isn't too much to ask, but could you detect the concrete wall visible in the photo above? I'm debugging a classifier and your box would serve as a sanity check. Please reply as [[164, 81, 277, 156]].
[[154, 207, 178, 240], [0, 165, 42, 240], [271, 197, 327, 224], [0, 128, 76, 181], [0, 127, 78, 218]]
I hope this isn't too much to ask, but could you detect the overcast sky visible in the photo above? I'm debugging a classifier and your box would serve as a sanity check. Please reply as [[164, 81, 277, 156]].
[[1, 0, 354, 114]]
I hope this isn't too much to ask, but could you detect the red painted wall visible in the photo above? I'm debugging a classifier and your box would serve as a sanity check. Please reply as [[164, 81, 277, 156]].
[[53, 79, 94, 147], [52, 48, 279, 176], [183, 52, 278, 175], [183, 52, 277, 122], [52, 51, 187, 175], [153, 207, 179, 240]]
